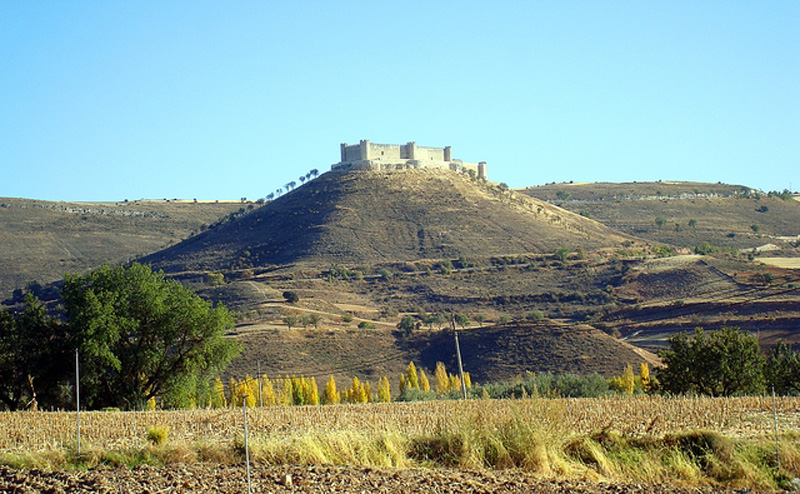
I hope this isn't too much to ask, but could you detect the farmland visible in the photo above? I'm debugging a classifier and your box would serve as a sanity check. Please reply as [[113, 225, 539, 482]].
[[2, 397, 799, 491]]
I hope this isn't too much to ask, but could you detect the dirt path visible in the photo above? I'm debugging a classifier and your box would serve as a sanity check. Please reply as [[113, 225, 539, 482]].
[[0, 464, 752, 494]]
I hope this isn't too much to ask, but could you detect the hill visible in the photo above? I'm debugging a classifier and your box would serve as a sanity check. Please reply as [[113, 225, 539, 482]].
[[224, 321, 659, 386], [521, 181, 800, 252], [143, 169, 630, 273], [0, 198, 244, 297]]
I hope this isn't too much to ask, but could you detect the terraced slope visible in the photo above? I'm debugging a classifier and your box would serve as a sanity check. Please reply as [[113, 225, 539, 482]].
[[522, 181, 800, 251], [0, 198, 243, 297]]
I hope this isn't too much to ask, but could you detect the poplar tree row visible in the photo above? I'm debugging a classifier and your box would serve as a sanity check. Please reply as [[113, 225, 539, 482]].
[[162, 362, 471, 409]]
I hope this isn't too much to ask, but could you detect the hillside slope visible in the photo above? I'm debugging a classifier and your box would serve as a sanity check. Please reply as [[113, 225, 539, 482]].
[[0, 198, 243, 297], [225, 322, 659, 385], [522, 181, 800, 251], [144, 170, 630, 273]]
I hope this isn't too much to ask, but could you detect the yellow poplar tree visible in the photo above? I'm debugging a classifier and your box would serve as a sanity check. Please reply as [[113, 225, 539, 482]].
[[261, 376, 277, 406], [419, 369, 431, 393], [307, 377, 320, 405], [364, 381, 373, 403], [449, 374, 460, 392], [611, 365, 636, 395], [323, 376, 339, 404], [229, 377, 241, 407], [398, 374, 407, 394], [639, 363, 651, 392], [377, 376, 391, 403], [146, 396, 156, 411], [434, 362, 450, 394], [280, 377, 293, 406], [211, 377, 227, 408], [246, 376, 259, 405], [406, 362, 419, 389], [464, 372, 472, 389]]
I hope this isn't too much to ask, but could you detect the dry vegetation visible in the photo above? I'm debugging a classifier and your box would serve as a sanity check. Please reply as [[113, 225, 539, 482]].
[[2, 397, 800, 489]]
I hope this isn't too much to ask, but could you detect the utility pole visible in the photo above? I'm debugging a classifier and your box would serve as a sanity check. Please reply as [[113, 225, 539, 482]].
[[451, 315, 468, 400]]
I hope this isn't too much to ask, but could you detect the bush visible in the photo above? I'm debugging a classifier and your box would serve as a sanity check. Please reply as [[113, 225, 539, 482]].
[[283, 291, 299, 304], [357, 321, 375, 329], [146, 426, 169, 446]]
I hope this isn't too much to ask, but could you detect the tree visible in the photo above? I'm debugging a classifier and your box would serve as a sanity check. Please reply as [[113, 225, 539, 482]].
[[765, 342, 800, 395], [307, 313, 321, 329], [406, 362, 419, 389], [473, 314, 485, 327], [419, 368, 431, 393], [323, 375, 339, 404], [554, 247, 570, 263], [454, 313, 470, 330], [657, 327, 766, 396], [688, 218, 698, 229], [751, 224, 760, 234], [283, 291, 299, 304], [655, 216, 667, 229], [377, 376, 391, 402], [434, 362, 450, 394], [283, 313, 299, 329], [397, 315, 415, 337], [0, 294, 69, 410], [62, 263, 240, 410]]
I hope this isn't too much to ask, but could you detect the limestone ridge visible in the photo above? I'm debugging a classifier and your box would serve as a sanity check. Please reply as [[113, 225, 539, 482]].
[[141, 169, 628, 273], [332, 140, 488, 180]]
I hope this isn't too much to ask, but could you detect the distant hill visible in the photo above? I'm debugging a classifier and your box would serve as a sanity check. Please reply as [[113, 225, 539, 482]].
[[0, 198, 244, 297], [143, 170, 630, 273], [224, 321, 660, 385], [521, 181, 800, 251]]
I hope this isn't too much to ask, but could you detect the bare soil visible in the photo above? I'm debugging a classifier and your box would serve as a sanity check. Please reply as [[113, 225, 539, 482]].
[[0, 464, 759, 494]]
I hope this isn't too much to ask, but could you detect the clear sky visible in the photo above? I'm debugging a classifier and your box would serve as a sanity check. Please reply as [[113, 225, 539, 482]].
[[1, 2, 798, 201]]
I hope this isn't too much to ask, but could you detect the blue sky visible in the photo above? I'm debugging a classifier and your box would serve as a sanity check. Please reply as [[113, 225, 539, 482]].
[[1, 2, 798, 201]]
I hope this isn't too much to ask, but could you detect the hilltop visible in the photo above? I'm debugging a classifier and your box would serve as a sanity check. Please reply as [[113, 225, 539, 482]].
[[143, 170, 630, 273], [0, 198, 244, 298], [522, 181, 800, 252]]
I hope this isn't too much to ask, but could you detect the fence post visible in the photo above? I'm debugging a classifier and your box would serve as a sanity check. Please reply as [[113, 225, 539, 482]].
[[773, 385, 780, 471], [243, 395, 252, 494], [75, 348, 81, 456]]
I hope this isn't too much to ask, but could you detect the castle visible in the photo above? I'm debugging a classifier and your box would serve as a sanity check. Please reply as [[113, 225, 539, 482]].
[[331, 140, 487, 180]]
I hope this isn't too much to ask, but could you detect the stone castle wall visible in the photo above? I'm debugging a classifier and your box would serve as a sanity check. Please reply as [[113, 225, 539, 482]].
[[333, 140, 487, 179]]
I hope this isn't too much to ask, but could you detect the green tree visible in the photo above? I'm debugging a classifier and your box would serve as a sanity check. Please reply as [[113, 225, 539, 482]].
[[473, 314, 485, 327], [688, 218, 698, 229], [765, 342, 800, 395], [554, 247, 570, 263], [283, 291, 299, 304], [657, 327, 765, 396], [283, 313, 299, 329], [62, 263, 240, 410], [307, 313, 321, 329], [750, 224, 760, 234], [655, 216, 667, 229], [0, 294, 69, 410], [454, 313, 470, 330], [397, 315, 415, 337]]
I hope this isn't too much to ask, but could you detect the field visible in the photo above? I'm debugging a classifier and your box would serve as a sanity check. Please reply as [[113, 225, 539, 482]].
[[2, 397, 800, 492]]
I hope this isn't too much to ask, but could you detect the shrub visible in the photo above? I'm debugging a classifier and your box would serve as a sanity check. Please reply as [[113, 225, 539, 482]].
[[358, 321, 375, 329], [146, 426, 169, 446], [283, 291, 299, 304]]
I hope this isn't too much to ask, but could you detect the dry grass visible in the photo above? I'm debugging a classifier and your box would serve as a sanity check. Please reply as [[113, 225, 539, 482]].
[[2, 396, 798, 453], [2, 397, 799, 488]]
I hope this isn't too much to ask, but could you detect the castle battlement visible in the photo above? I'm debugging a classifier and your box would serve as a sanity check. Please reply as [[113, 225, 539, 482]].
[[332, 140, 487, 180]]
